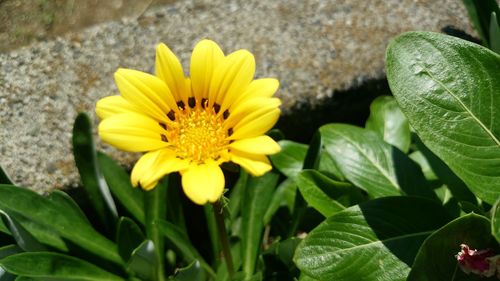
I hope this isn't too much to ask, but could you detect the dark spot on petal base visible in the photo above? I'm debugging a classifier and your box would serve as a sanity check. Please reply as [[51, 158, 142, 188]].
[[223, 110, 230, 119], [227, 128, 233, 136], [161, 134, 168, 142], [159, 122, 167, 130], [188, 97, 196, 108], [214, 103, 221, 114], [167, 110, 175, 121]]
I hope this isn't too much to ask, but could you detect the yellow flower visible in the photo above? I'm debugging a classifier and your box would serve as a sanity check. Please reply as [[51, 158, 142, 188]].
[[96, 40, 281, 205]]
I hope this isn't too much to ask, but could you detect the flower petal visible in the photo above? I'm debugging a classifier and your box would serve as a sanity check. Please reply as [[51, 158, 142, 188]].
[[190, 40, 225, 103], [230, 78, 279, 111], [132, 149, 190, 190], [181, 161, 225, 205], [229, 108, 280, 140], [229, 135, 281, 155], [96, 95, 138, 119], [115, 68, 178, 121], [98, 113, 169, 152], [155, 43, 189, 103], [230, 150, 272, 176], [224, 97, 281, 128], [210, 50, 255, 112]]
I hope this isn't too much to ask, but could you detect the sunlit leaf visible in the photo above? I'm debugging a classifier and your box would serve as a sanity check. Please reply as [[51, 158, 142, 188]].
[[270, 141, 308, 179]]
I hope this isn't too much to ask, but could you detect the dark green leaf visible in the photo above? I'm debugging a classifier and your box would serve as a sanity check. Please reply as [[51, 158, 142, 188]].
[[72, 113, 118, 232], [263, 178, 296, 225], [116, 217, 145, 261], [172, 261, 206, 281], [294, 196, 452, 281], [4, 215, 66, 251], [386, 31, 500, 204], [461, 0, 500, 45], [0, 212, 46, 252], [155, 219, 215, 277], [241, 172, 279, 279], [127, 240, 157, 281], [97, 152, 145, 224], [228, 170, 248, 222], [270, 141, 308, 179], [0, 245, 22, 260], [493, 198, 500, 242], [408, 214, 497, 281], [320, 124, 435, 199], [46, 190, 90, 224], [365, 96, 411, 152], [144, 180, 167, 280], [0, 184, 122, 265], [0, 269, 15, 281], [0, 166, 13, 186], [490, 12, 500, 54], [0, 252, 123, 280], [264, 237, 301, 269]]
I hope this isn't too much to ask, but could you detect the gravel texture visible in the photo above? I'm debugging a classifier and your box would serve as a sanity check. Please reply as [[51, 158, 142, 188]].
[[0, 0, 474, 191]]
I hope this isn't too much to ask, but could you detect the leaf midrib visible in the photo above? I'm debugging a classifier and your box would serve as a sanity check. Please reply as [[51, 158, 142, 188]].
[[421, 65, 500, 147]]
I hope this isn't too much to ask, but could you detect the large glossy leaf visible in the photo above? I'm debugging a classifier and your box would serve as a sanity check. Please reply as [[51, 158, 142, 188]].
[[72, 113, 118, 233], [0, 252, 123, 280], [365, 96, 411, 152], [386, 31, 500, 204], [270, 141, 308, 179], [0, 185, 121, 265], [408, 214, 497, 281], [155, 219, 215, 277], [97, 152, 145, 224], [294, 197, 452, 281], [241, 172, 279, 279], [319, 124, 435, 199]]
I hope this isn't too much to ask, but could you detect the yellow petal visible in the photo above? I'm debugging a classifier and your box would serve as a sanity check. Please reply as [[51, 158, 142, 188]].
[[224, 97, 281, 128], [181, 161, 225, 205], [231, 78, 279, 111], [155, 43, 189, 103], [229, 108, 280, 140], [210, 50, 255, 112], [190, 40, 225, 103], [98, 113, 169, 152], [115, 68, 178, 120], [229, 135, 281, 155], [96, 95, 138, 119], [230, 150, 272, 176], [132, 149, 190, 190]]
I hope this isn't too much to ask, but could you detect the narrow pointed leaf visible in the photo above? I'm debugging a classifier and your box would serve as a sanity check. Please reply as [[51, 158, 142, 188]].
[[5, 215, 66, 251], [408, 214, 496, 281], [116, 217, 145, 261], [72, 112, 118, 232], [0, 252, 123, 280], [0, 185, 121, 265], [320, 124, 435, 200], [0, 212, 46, 252], [461, 0, 500, 45], [155, 219, 215, 277], [490, 12, 500, 54], [365, 96, 411, 152], [0, 245, 22, 259], [127, 240, 157, 281], [241, 172, 279, 278], [270, 141, 308, 179], [172, 261, 206, 281], [386, 31, 500, 204], [97, 152, 145, 224], [0, 166, 13, 185], [294, 197, 452, 281], [493, 198, 500, 243], [46, 190, 90, 224], [144, 180, 167, 280]]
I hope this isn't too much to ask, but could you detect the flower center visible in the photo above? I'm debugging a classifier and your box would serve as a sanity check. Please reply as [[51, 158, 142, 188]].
[[166, 105, 229, 163]]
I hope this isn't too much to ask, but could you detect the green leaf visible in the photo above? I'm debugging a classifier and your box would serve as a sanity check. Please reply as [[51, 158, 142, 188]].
[[0, 184, 122, 265], [386, 31, 500, 204], [0, 212, 46, 252], [97, 152, 145, 224], [296, 171, 346, 217], [0, 268, 15, 281], [46, 190, 90, 224], [155, 219, 215, 278], [270, 140, 308, 179], [294, 196, 452, 281], [127, 240, 157, 281], [241, 172, 279, 279], [5, 215, 66, 251], [365, 96, 411, 152], [461, 0, 500, 45], [0, 245, 22, 259], [144, 180, 168, 281], [0, 252, 123, 280], [493, 198, 500, 242], [263, 178, 296, 225], [408, 214, 497, 281], [319, 124, 435, 199], [0, 166, 13, 186], [116, 217, 145, 261], [490, 12, 500, 54], [172, 261, 206, 281], [72, 113, 118, 232]]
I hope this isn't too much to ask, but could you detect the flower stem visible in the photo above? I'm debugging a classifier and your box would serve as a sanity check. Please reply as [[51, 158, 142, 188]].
[[213, 200, 235, 277]]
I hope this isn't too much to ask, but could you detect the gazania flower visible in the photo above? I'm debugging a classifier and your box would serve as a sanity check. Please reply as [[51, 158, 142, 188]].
[[96, 40, 281, 205]]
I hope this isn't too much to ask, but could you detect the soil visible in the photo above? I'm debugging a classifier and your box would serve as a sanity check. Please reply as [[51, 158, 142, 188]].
[[0, 0, 175, 53]]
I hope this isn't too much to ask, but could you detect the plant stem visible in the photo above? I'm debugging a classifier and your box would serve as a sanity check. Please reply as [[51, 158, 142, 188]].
[[213, 200, 235, 278]]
